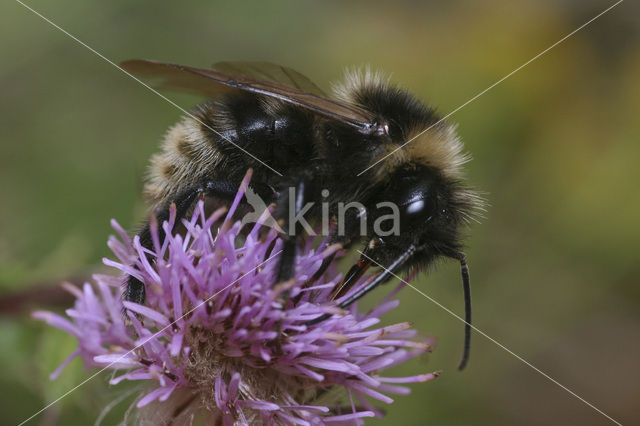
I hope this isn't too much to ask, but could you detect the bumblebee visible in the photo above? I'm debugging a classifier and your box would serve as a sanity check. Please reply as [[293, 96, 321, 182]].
[[120, 60, 483, 369]]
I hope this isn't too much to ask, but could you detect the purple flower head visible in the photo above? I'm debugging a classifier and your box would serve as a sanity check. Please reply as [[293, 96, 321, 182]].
[[34, 171, 438, 425]]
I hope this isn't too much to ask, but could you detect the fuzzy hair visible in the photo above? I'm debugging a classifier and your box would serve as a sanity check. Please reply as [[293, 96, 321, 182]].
[[144, 116, 223, 209], [332, 67, 485, 217]]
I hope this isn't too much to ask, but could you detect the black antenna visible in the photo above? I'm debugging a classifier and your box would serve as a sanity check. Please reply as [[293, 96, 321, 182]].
[[454, 252, 472, 370]]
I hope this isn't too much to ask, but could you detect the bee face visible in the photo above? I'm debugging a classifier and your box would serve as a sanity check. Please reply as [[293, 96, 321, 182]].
[[364, 163, 464, 264]]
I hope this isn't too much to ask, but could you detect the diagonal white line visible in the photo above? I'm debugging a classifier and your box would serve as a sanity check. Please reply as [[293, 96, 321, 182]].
[[18, 249, 283, 426], [357, 0, 624, 176], [356, 250, 623, 425], [14, 0, 283, 177]]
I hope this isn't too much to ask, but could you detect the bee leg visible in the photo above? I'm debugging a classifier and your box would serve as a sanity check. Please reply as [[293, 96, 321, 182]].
[[305, 244, 416, 325], [274, 178, 312, 287], [270, 177, 312, 352], [275, 238, 296, 284], [124, 186, 205, 306], [124, 277, 146, 306], [291, 252, 337, 305], [124, 179, 277, 306], [329, 256, 372, 300], [308, 253, 336, 286]]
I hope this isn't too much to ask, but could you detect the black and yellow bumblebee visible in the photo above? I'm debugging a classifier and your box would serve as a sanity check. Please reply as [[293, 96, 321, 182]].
[[120, 59, 483, 369]]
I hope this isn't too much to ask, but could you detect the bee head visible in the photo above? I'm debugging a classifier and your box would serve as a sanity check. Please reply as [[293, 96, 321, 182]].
[[330, 67, 484, 255], [363, 164, 471, 265]]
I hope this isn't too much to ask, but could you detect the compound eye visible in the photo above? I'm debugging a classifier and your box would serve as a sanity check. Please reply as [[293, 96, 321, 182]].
[[405, 199, 426, 216], [400, 194, 436, 225]]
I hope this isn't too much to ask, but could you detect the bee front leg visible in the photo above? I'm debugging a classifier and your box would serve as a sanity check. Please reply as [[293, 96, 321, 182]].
[[305, 244, 416, 325]]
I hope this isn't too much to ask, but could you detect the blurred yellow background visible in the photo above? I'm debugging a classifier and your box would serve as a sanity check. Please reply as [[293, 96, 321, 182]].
[[1, 0, 638, 424]]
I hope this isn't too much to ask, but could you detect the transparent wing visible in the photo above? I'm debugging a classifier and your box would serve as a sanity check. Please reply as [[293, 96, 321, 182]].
[[120, 59, 379, 133], [211, 60, 325, 95]]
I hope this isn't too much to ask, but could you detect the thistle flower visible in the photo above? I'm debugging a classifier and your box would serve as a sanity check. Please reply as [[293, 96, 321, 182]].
[[33, 172, 438, 425]]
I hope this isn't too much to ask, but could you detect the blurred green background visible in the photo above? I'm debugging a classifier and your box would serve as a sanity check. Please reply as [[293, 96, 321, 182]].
[[1, 0, 639, 424]]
